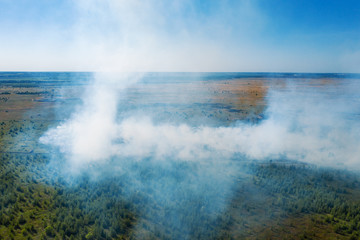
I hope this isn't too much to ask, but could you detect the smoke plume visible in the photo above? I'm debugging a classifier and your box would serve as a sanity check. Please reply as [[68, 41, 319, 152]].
[[38, 74, 360, 238], [36, 1, 360, 237], [40, 76, 360, 171]]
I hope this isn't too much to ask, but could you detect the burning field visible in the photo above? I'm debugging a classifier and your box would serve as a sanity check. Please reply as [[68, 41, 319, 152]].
[[2, 0, 360, 239], [1, 72, 360, 239]]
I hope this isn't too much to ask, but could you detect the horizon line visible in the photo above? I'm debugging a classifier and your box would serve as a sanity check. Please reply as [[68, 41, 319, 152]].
[[0, 71, 359, 75]]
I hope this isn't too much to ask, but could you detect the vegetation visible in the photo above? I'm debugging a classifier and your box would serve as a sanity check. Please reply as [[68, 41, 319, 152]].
[[1, 73, 360, 239], [1, 120, 360, 239], [219, 163, 360, 239]]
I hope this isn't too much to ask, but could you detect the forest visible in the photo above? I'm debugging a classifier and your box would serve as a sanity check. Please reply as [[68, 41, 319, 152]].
[[1, 119, 360, 239], [1, 72, 360, 239]]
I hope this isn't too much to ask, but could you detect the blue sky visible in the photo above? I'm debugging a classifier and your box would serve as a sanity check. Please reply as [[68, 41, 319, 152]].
[[0, 0, 359, 72]]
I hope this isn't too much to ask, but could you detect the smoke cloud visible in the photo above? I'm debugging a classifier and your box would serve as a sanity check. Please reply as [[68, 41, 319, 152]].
[[40, 76, 360, 171], [33, 1, 360, 237], [38, 74, 360, 238]]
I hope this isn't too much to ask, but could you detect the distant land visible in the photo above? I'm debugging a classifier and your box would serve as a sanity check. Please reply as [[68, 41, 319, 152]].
[[0, 72, 360, 239]]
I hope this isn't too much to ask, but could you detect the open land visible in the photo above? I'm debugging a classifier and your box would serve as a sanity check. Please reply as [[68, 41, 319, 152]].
[[1, 72, 360, 239]]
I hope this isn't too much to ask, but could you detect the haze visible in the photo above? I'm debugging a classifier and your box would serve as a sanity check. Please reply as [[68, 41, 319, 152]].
[[1, 0, 360, 72]]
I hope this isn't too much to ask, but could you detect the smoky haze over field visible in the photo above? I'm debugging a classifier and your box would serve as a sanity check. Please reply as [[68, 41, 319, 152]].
[[40, 74, 360, 171], [39, 73, 360, 238], [33, 1, 360, 238], [35, 1, 360, 171], [2, 0, 360, 238]]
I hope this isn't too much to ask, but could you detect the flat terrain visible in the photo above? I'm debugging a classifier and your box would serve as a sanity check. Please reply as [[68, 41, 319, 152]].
[[1, 72, 360, 239]]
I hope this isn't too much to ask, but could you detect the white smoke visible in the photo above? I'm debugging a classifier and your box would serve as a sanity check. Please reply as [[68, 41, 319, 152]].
[[40, 76, 360, 171], [38, 74, 360, 239], [31, 0, 360, 237]]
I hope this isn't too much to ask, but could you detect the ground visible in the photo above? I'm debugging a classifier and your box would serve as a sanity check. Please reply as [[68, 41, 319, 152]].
[[0, 72, 360, 239]]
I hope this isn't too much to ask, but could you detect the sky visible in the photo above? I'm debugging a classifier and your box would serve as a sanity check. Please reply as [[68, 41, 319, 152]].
[[0, 0, 360, 72]]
